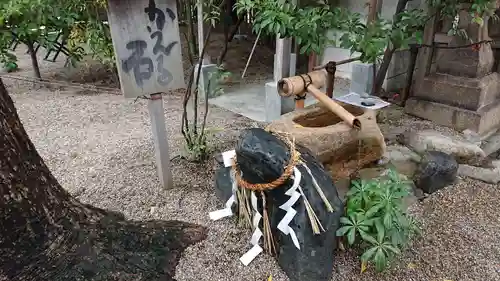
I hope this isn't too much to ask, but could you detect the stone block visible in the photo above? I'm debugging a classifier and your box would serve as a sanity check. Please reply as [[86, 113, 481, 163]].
[[458, 164, 500, 184], [272, 52, 297, 78], [194, 63, 218, 99], [415, 72, 500, 110], [350, 62, 375, 95], [404, 97, 500, 137], [266, 103, 386, 180], [265, 81, 296, 122], [437, 46, 495, 78], [265, 82, 281, 122], [399, 129, 486, 165], [290, 53, 297, 76]]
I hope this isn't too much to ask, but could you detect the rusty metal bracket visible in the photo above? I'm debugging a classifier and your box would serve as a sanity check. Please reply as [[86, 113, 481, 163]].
[[311, 57, 361, 98]]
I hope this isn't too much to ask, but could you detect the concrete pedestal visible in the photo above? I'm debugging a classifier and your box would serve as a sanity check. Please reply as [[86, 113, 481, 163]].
[[350, 62, 375, 95], [265, 81, 296, 122], [195, 63, 218, 99]]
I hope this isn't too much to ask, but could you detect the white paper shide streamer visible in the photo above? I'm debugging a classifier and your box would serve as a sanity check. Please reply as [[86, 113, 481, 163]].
[[239, 191, 264, 266], [209, 149, 329, 266], [276, 167, 302, 250], [209, 150, 238, 220]]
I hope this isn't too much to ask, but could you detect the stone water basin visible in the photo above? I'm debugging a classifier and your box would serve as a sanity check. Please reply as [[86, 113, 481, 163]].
[[266, 102, 386, 180]]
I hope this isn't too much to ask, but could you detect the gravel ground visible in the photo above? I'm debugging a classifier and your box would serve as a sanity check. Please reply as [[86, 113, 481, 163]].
[[4, 33, 500, 281], [8, 79, 500, 281]]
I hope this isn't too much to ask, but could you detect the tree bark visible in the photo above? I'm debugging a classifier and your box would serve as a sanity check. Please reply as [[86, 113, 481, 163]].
[[0, 78, 207, 280], [217, 16, 244, 65], [373, 0, 410, 95], [186, 0, 198, 65], [26, 40, 42, 79], [217, 0, 232, 66]]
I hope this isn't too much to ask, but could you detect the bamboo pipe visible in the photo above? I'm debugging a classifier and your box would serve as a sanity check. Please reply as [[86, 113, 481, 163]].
[[308, 85, 361, 129], [277, 70, 327, 97], [278, 72, 361, 129]]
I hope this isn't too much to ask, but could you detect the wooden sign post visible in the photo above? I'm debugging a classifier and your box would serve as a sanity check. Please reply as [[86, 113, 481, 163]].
[[107, 0, 185, 189]]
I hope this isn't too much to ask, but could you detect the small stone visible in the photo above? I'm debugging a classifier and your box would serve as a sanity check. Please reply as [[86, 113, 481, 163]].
[[462, 129, 482, 146], [458, 164, 500, 184], [384, 145, 421, 163], [376, 106, 404, 124], [412, 186, 425, 200], [356, 167, 388, 180], [414, 151, 458, 194], [481, 130, 500, 157], [384, 127, 406, 145], [333, 178, 350, 203], [213, 153, 224, 168], [401, 129, 485, 165], [402, 193, 418, 209], [393, 161, 418, 179], [150, 206, 157, 215]]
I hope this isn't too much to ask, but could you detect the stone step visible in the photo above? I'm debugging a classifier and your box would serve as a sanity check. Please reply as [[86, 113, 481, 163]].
[[436, 47, 493, 78], [404, 97, 500, 137], [414, 72, 500, 111]]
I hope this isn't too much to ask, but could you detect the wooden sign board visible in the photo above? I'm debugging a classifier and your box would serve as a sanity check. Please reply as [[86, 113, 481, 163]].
[[107, 0, 185, 98]]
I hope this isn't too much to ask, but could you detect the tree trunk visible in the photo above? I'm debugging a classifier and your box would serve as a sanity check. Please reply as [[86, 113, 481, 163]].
[[186, 0, 198, 64], [217, 0, 232, 66], [373, 46, 395, 95], [373, 0, 410, 95], [26, 40, 41, 79], [217, 16, 244, 65], [0, 78, 207, 280]]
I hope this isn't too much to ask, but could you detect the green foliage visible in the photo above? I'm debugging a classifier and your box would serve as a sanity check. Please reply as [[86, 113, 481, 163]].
[[207, 66, 231, 97], [203, 0, 224, 27], [235, 0, 425, 63], [183, 66, 229, 162], [236, 0, 497, 63], [183, 126, 223, 162], [4, 60, 17, 72], [0, 0, 113, 70], [64, 0, 115, 67], [428, 0, 497, 24], [336, 169, 420, 272]]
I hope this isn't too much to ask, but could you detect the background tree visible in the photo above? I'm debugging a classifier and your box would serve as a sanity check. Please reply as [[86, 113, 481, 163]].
[[0, 0, 63, 79], [181, 0, 230, 162], [237, 0, 497, 96], [0, 77, 207, 280], [0, 0, 115, 78]]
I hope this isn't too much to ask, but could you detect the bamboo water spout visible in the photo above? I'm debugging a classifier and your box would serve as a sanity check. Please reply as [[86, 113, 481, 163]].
[[278, 71, 361, 129]]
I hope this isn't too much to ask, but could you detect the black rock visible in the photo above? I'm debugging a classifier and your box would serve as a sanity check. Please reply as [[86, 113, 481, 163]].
[[414, 151, 458, 194], [215, 128, 344, 281], [214, 166, 233, 203], [214, 153, 224, 167]]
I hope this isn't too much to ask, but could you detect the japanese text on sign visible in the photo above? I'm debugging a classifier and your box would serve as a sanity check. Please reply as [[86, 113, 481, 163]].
[[108, 0, 185, 98]]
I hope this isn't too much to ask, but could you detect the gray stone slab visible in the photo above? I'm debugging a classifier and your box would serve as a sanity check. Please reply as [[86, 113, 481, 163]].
[[350, 62, 375, 95]]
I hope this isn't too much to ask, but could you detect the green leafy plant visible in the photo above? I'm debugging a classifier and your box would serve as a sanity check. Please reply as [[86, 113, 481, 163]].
[[337, 169, 420, 272], [235, 0, 426, 62], [183, 67, 229, 162]]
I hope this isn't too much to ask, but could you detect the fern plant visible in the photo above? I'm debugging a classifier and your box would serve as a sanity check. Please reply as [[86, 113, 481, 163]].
[[337, 169, 420, 272]]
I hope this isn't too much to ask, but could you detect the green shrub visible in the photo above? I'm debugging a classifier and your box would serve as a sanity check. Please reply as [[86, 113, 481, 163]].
[[336, 169, 420, 272]]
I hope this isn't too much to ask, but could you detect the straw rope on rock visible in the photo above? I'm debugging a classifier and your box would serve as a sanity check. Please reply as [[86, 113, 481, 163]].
[[210, 128, 344, 281]]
